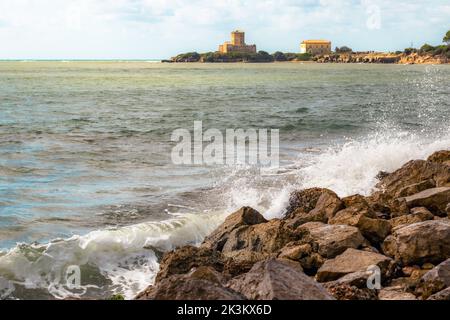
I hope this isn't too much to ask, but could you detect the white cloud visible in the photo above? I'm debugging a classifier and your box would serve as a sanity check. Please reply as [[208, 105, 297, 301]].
[[0, 0, 449, 59]]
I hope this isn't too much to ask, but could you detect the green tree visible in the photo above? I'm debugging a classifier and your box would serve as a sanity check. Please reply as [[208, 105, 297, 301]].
[[443, 30, 450, 44], [272, 51, 287, 61]]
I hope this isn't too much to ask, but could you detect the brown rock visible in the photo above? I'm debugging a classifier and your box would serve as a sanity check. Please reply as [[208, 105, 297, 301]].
[[222, 251, 269, 278], [298, 222, 365, 258], [397, 179, 436, 198], [203, 207, 267, 251], [389, 207, 434, 228], [329, 208, 391, 243], [400, 187, 450, 216], [285, 188, 343, 227], [227, 259, 334, 300], [378, 287, 417, 300], [382, 220, 450, 266], [155, 246, 226, 283], [369, 158, 450, 212], [427, 287, 450, 300], [427, 150, 450, 166], [221, 219, 297, 255], [316, 248, 395, 282], [137, 274, 244, 300], [324, 282, 378, 300], [416, 259, 450, 299]]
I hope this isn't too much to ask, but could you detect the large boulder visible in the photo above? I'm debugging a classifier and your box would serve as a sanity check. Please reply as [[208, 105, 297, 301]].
[[415, 258, 450, 299], [389, 207, 434, 228], [203, 207, 267, 251], [137, 270, 244, 300], [427, 150, 450, 166], [155, 246, 227, 283], [382, 220, 450, 266], [227, 259, 334, 300], [285, 188, 343, 227], [329, 208, 391, 244], [297, 222, 365, 258], [220, 219, 297, 256], [400, 187, 450, 216], [369, 156, 450, 213], [316, 248, 396, 282]]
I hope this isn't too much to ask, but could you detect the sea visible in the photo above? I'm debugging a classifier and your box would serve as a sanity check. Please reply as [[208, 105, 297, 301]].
[[0, 61, 449, 299]]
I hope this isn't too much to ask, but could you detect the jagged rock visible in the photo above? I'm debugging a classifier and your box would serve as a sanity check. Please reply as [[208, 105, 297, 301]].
[[316, 248, 396, 282], [329, 208, 391, 243], [389, 207, 434, 228], [137, 273, 244, 300], [400, 187, 450, 216], [222, 251, 270, 278], [278, 243, 312, 260], [297, 222, 365, 258], [427, 287, 450, 300], [203, 207, 267, 251], [397, 179, 436, 198], [155, 246, 226, 283], [285, 188, 343, 227], [324, 283, 378, 300], [427, 150, 450, 166], [322, 270, 379, 300], [378, 287, 417, 300], [382, 220, 450, 265], [227, 259, 334, 300], [415, 259, 450, 299], [369, 158, 450, 213], [221, 219, 297, 255], [277, 241, 324, 274]]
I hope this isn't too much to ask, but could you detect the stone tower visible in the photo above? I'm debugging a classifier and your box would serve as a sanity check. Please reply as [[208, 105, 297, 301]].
[[231, 31, 245, 46]]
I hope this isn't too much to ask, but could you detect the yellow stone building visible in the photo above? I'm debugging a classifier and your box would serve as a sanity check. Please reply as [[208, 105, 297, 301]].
[[300, 40, 332, 56], [219, 30, 257, 54]]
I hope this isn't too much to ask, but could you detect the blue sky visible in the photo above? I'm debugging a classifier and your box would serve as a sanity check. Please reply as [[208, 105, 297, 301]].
[[0, 0, 449, 59]]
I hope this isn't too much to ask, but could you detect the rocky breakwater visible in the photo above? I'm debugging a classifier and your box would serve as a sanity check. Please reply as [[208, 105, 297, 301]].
[[315, 52, 448, 64], [136, 150, 450, 300]]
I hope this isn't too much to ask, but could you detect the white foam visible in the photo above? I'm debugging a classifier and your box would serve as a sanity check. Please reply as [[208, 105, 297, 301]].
[[0, 211, 228, 300]]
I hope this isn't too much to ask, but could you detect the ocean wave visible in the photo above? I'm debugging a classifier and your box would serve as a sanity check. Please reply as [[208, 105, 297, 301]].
[[0, 211, 228, 300]]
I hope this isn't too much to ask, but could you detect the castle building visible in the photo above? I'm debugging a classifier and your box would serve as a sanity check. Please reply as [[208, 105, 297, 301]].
[[218, 30, 257, 54], [300, 40, 332, 56]]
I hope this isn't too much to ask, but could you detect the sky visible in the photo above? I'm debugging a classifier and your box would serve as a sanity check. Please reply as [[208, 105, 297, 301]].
[[0, 0, 449, 59]]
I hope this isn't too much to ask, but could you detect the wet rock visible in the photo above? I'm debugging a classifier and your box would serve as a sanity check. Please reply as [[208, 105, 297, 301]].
[[297, 222, 365, 258], [369, 159, 450, 212], [221, 219, 297, 255], [285, 188, 343, 226], [427, 150, 450, 166], [227, 259, 334, 300], [382, 220, 450, 266], [329, 208, 391, 243], [415, 259, 450, 299], [155, 246, 226, 283], [203, 207, 267, 251], [378, 287, 417, 300], [316, 248, 396, 282], [389, 207, 434, 228], [401, 187, 450, 216]]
